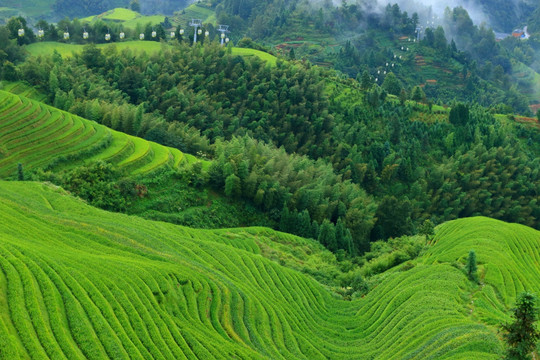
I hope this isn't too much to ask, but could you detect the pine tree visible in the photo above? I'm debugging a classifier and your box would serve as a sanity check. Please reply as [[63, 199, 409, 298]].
[[279, 206, 292, 233], [466, 250, 477, 282], [318, 219, 336, 250], [298, 210, 312, 238], [501, 292, 540, 360], [224, 174, 241, 198], [360, 70, 372, 90], [411, 86, 426, 102], [17, 163, 24, 181]]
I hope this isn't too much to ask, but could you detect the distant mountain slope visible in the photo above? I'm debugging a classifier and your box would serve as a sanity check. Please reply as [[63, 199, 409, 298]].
[[0, 90, 196, 178], [1, 181, 539, 358]]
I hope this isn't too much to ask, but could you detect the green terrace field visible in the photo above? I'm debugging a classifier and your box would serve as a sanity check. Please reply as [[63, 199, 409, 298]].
[[1, 82, 46, 102], [24, 41, 165, 58], [0, 90, 197, 178], [172, 3, 216, 26], [24, 41, 278, 65], [230, 47, 277, 66], [0, 178, 539, 358], [81, 8, 166, 29]]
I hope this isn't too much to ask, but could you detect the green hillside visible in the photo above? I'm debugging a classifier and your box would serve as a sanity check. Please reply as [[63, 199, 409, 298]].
[[0, 90, 195, 178], [3, 181, 539, 358], [24, 41, 277, 65], [24, 41, 165, 58], [80, 8, 166, 29]]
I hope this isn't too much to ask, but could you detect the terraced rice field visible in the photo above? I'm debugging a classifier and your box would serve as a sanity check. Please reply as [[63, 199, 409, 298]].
[[0, 91, 192, 177], [1, 180, 538, 358]]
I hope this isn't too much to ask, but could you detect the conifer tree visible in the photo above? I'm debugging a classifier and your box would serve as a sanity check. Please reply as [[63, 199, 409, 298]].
[[501, 292, 540, 360], [17, 163, 24, 181], [467, 250, 477, 282], [318, 219, 336, 250], [360, 70, 372, 90]]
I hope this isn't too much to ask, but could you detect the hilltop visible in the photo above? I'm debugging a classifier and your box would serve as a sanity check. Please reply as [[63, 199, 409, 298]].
[[0, 181, 539, 358]]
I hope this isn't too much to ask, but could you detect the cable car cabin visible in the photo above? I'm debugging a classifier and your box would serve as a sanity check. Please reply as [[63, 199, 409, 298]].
[[18, 29, 24, 37], [205, 31, 209, 37], [139, 33, 144, 40], [170, 32, 175, 38], [225, 37, 230, 43], [105, 33, 111, 41], [152, 31, 157, 38], [179, 29, 184, 35], [83, 32, 89, 39], [197, 29, 202, 35], [37, 29, 44, 38], [221, 33, 225, 39], [119, 32, 125, 39], [63, 32, 69, 40]]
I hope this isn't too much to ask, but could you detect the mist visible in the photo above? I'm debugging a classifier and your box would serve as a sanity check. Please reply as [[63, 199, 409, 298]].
[[376, 0, 488, 26]]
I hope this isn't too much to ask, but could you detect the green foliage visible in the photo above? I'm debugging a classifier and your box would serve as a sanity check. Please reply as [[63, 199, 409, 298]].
[[17, 163, 24, 181], [381, 72, 401, 96], [55, 161, 132, 211], [449, 103, 470, 126], [411, 86, 426, 102], [1, 184, 540, 358], [419, 219, 435, 242], [501, 292, 540, 360], [129, 0, 140, 12], [467, 250, 478, 282]]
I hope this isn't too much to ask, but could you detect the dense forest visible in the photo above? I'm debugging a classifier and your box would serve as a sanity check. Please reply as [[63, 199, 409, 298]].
[[0, 2, 539, 257], [2, 32, 537, 255]]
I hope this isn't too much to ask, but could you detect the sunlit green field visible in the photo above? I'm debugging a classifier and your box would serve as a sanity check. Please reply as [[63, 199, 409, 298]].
[[24, 41, 164, 57], [0, 91, 196, 178], [25, 41, 278, 66], [81, 8, 165, 29], [0, 170, 538, 358], [231, 47, 277, 66]]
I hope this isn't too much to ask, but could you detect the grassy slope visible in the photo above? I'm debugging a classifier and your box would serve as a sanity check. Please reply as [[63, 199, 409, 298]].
[[24, 41, 165, 57], [172, 3, 216, 26], [24, 41, 278, 65], [0, 90, 197, 178], [80, 8, 165, 29], [1, 180, 539, 358]]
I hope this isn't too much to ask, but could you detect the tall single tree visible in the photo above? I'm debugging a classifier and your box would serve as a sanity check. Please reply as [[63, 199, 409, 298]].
[[466, 250, 477, 282], [419, 219, 435, 242], [17, 163, 24, 181], [501, 292, 540, 360]]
